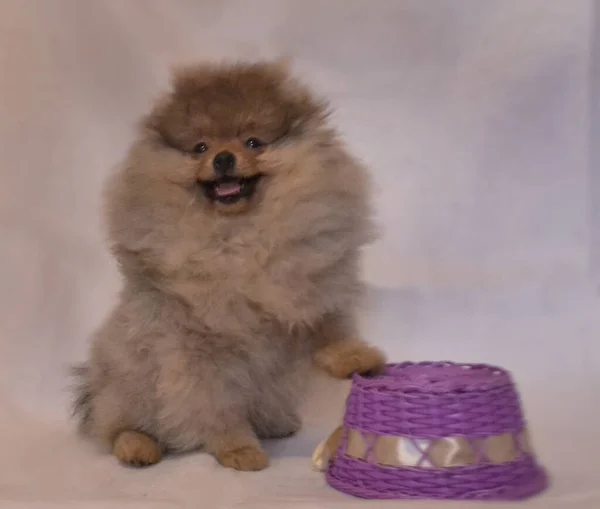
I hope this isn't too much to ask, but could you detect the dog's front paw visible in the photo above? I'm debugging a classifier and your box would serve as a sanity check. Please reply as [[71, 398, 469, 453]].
[[215, 445, 270, 471], [314, 340, 386, 379]]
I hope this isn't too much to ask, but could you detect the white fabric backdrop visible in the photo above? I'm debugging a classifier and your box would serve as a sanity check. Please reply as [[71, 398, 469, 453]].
[[1, 1, 598, 507]]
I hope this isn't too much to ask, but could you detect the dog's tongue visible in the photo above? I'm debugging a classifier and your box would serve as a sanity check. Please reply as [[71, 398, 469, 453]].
[[214, 181, 241, 197]]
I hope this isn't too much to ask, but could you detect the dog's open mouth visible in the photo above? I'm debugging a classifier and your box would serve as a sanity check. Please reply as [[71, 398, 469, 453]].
[[200, 175, 263, 204]]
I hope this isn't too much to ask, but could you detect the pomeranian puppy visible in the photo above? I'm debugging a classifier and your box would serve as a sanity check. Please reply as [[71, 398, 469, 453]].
[[73, 60, 385, 471]]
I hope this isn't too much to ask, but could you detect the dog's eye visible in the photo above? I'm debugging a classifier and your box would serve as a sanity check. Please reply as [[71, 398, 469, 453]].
[[245, 138, 264, 149], [193, 142, 208, 154]]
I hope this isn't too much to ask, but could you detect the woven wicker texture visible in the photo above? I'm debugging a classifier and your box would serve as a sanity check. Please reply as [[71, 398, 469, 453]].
[[326, 362, 548, 500], [344, 362, 524, 437], [326, 454, 547, 500]]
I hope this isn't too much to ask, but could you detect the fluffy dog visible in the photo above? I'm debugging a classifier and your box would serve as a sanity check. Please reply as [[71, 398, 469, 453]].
[[72, 60, 385, 471]]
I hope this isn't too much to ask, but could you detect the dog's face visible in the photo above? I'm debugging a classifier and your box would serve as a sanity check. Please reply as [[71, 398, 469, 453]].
[[108, 61, 374, 320], [142, 61, 330, 215]]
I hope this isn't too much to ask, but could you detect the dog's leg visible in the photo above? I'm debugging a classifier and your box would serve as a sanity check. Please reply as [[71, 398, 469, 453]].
[[313, 311, 386, 379], [154, 340, 270, 471], [205, 419, 269, 471], [75, 377, 163, 468], [113, 430, 162, 467]]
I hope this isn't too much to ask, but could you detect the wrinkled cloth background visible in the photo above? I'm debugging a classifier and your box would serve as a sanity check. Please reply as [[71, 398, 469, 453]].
[[1, 1, 599, 508]]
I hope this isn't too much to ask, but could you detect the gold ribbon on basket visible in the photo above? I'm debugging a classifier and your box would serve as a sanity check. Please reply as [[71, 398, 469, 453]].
[[311, 426, 533, 471]]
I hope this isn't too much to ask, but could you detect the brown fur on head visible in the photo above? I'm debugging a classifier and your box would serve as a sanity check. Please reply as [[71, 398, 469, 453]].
[[73, 60, 384, 471], [140, 60, 330, 215]]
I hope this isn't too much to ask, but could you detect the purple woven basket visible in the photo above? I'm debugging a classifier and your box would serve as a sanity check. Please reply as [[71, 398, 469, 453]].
[[325, 362, 548, 500]]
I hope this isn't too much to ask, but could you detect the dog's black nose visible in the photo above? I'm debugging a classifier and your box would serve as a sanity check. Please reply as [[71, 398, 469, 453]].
[[212, 151, 236, 175]]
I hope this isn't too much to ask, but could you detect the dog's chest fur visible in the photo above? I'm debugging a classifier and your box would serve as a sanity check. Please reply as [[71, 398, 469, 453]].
[[150, 212, 362, 333]]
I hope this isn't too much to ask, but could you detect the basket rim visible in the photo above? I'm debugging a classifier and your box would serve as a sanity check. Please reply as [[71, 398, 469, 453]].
[[351, 361, 515, 395]]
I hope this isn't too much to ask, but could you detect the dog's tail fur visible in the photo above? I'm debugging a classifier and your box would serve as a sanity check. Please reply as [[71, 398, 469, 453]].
[[70, 364, 92, 433]]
